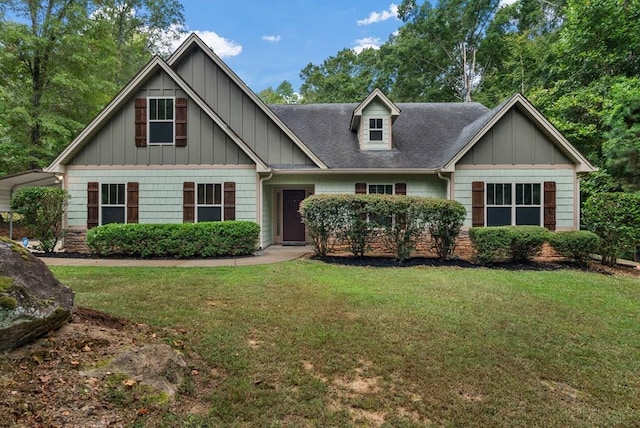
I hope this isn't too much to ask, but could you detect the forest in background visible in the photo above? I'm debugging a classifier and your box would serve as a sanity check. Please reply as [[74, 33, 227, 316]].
[[1, 0, 639, 196]]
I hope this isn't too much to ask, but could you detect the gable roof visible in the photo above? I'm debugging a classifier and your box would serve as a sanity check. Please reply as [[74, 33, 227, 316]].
[[46, 55, 272, 173], [349, 88, 401, 132], [441, 93, 597, 172], [271, 102, 489, 170], [168, 34, 327, 169]]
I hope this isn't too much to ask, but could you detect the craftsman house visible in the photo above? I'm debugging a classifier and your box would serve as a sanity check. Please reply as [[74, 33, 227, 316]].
[[43, 34, 595, 251]]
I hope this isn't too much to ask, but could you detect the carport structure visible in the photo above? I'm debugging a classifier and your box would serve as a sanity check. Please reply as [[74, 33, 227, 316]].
[[0, 170, 60, 239]]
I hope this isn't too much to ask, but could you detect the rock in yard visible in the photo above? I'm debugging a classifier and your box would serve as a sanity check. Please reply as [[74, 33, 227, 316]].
[[81, 344, 187, 397], [0, 238, 74, 351]]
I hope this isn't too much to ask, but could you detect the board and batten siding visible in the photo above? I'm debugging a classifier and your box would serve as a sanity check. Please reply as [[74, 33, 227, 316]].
[[458, 108, 572, 166], [454, 168, 576, 229], [70, 71, 254, 167], [173, 47, 316, 166], [65, 168, 257, 227]]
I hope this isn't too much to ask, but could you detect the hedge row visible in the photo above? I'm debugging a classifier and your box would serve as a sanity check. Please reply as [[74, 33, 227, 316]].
[[299, 194, 466, 261], [86, 221, 260, 258], [469, 227, 600, 265]]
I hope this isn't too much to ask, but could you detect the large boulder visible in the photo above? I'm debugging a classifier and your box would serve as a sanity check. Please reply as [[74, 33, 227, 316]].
[[0, 238, 74, 351]]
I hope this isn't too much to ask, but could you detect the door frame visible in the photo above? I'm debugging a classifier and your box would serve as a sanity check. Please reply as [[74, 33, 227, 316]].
[[272, 186, 314, 245]]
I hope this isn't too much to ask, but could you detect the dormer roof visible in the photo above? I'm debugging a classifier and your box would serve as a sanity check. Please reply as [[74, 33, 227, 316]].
[[349, 88, 401, 132]]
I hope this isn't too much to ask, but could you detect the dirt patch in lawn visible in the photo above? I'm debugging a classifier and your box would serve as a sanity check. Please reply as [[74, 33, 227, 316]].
[[0, 307, 218, 427]]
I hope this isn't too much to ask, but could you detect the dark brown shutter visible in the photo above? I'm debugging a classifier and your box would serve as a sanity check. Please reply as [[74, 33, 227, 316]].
[[472, 181, 485, 227], [355, 182, 367, 194], [135, 98, 147, 147], [126, 182, 139, 224], [183, 182, 195, 223], [175, 97, 187, 147], [544, 181, 556, 231], [395, 183, 407, 195], [87, 182, 99, 229], [224, 182, 236, 221]]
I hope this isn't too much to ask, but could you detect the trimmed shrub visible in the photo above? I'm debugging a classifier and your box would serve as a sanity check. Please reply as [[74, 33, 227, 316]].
[[508, 226, 550, 263], [582, 192, 640, 265], [373, 195, 428, 262], [548, 231, 601, 266], [86, 221, 259, 258], [299, 195, 347, 257], [469, 227, 511, 264], [10, 186, 70, 253], [470, 226, 549, 264], [426, 199, 466, 259]]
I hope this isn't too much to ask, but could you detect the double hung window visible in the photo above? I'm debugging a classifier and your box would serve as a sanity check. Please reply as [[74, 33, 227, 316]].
[[148, 98, 174, 144], [486, 183, 541, 226], [369, 118, 383, 141], [197, 183, 222, 222], [101, 183, 126, 224]]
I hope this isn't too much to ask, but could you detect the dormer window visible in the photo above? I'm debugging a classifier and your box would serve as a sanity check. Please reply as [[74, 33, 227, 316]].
[[369, 119, 383, 141]]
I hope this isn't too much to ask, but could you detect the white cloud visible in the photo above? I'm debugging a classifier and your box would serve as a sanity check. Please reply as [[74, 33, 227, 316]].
[[357, 3, 399, 26], [171, 30, 242, 58], [499, 0, 518, 6], [262, 35, 282, 43], [353, 37, 382, 54]]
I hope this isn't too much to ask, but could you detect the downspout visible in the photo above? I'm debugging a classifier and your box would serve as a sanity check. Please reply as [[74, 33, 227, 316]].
[[258, 170, 274, 250], [437, 171, 451, 200]]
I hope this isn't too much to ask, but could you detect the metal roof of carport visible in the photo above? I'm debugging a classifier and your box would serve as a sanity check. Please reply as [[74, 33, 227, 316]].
[[0, 169, 59, 212]]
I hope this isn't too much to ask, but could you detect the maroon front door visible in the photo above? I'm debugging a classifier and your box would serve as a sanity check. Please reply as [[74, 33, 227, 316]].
[[282, 189, 306, 243]]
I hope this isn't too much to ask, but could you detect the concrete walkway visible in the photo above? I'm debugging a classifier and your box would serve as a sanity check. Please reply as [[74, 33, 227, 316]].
[[39, 245, 313, 267]]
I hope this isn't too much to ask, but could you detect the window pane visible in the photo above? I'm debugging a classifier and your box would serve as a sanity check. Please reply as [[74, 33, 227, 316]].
[[516, 183, 523, 205], [384, 185, 393, 194], [376, 119, 383, 128], [116, 184, 125, 205], [214, 184, 222, 205], [149, 99, 157, 120], [487, 184, 494, 205], [516, 207, 540, 225], [496, 184, 503, 205], [198, 206, 221, 222], [102, 207, 125, 224], [165, 99, 173, 120], [369, 118, 375, 128], [532, 184, 541, 205], [149, 122, 174, 143], [370, 130, 383, 140], [158, 99, 167, 120], [197, 184, 205, 204], [101, 184, 109, 204], [487, 207, 511, 226], [504, 184, 512, 205], [205, 184, 213, 205], [109, 184, 117, 205]]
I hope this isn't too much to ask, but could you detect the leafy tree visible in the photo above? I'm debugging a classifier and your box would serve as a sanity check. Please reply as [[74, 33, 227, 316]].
[[299, 47, 389, 103], [0, 0, 184, 175], [258, 81, 301, 104], [10, 186, 70, 253]]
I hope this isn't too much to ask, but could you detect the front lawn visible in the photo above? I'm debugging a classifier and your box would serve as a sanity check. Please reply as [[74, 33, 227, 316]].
[[52, 261, 640, 427]]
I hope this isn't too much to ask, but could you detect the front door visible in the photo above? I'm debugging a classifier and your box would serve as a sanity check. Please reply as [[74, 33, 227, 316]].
[[282, 189, 306, 244]]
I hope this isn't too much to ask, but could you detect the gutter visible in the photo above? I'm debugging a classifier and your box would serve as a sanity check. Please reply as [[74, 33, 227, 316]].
[[437, 171, 451, 199], [271, 168, 440, 175]]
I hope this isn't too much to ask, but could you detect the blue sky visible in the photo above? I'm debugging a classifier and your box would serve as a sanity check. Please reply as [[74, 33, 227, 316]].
[[173, 1, 404, 92]]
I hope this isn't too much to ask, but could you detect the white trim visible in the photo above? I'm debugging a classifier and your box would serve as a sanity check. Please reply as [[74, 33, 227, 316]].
[[168, 34, 327, 170], [442, 93, 597, 173], [485, 181, 543, 227], [350, 88, 400, 131], [147, 96, 175, 146], [455, 164, 574, 170], [99, 183, 127, 226], [195, 182, 223, 222]]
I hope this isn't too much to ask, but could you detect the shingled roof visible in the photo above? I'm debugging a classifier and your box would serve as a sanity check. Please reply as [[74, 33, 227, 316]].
[[269, 102, 490, 170]]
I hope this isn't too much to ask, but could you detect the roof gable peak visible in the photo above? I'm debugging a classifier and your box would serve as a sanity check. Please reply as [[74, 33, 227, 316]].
[[350, 89, 400, 132]]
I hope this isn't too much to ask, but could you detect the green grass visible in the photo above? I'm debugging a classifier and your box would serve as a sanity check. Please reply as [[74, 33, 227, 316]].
[[52, 261, 640, 427]]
